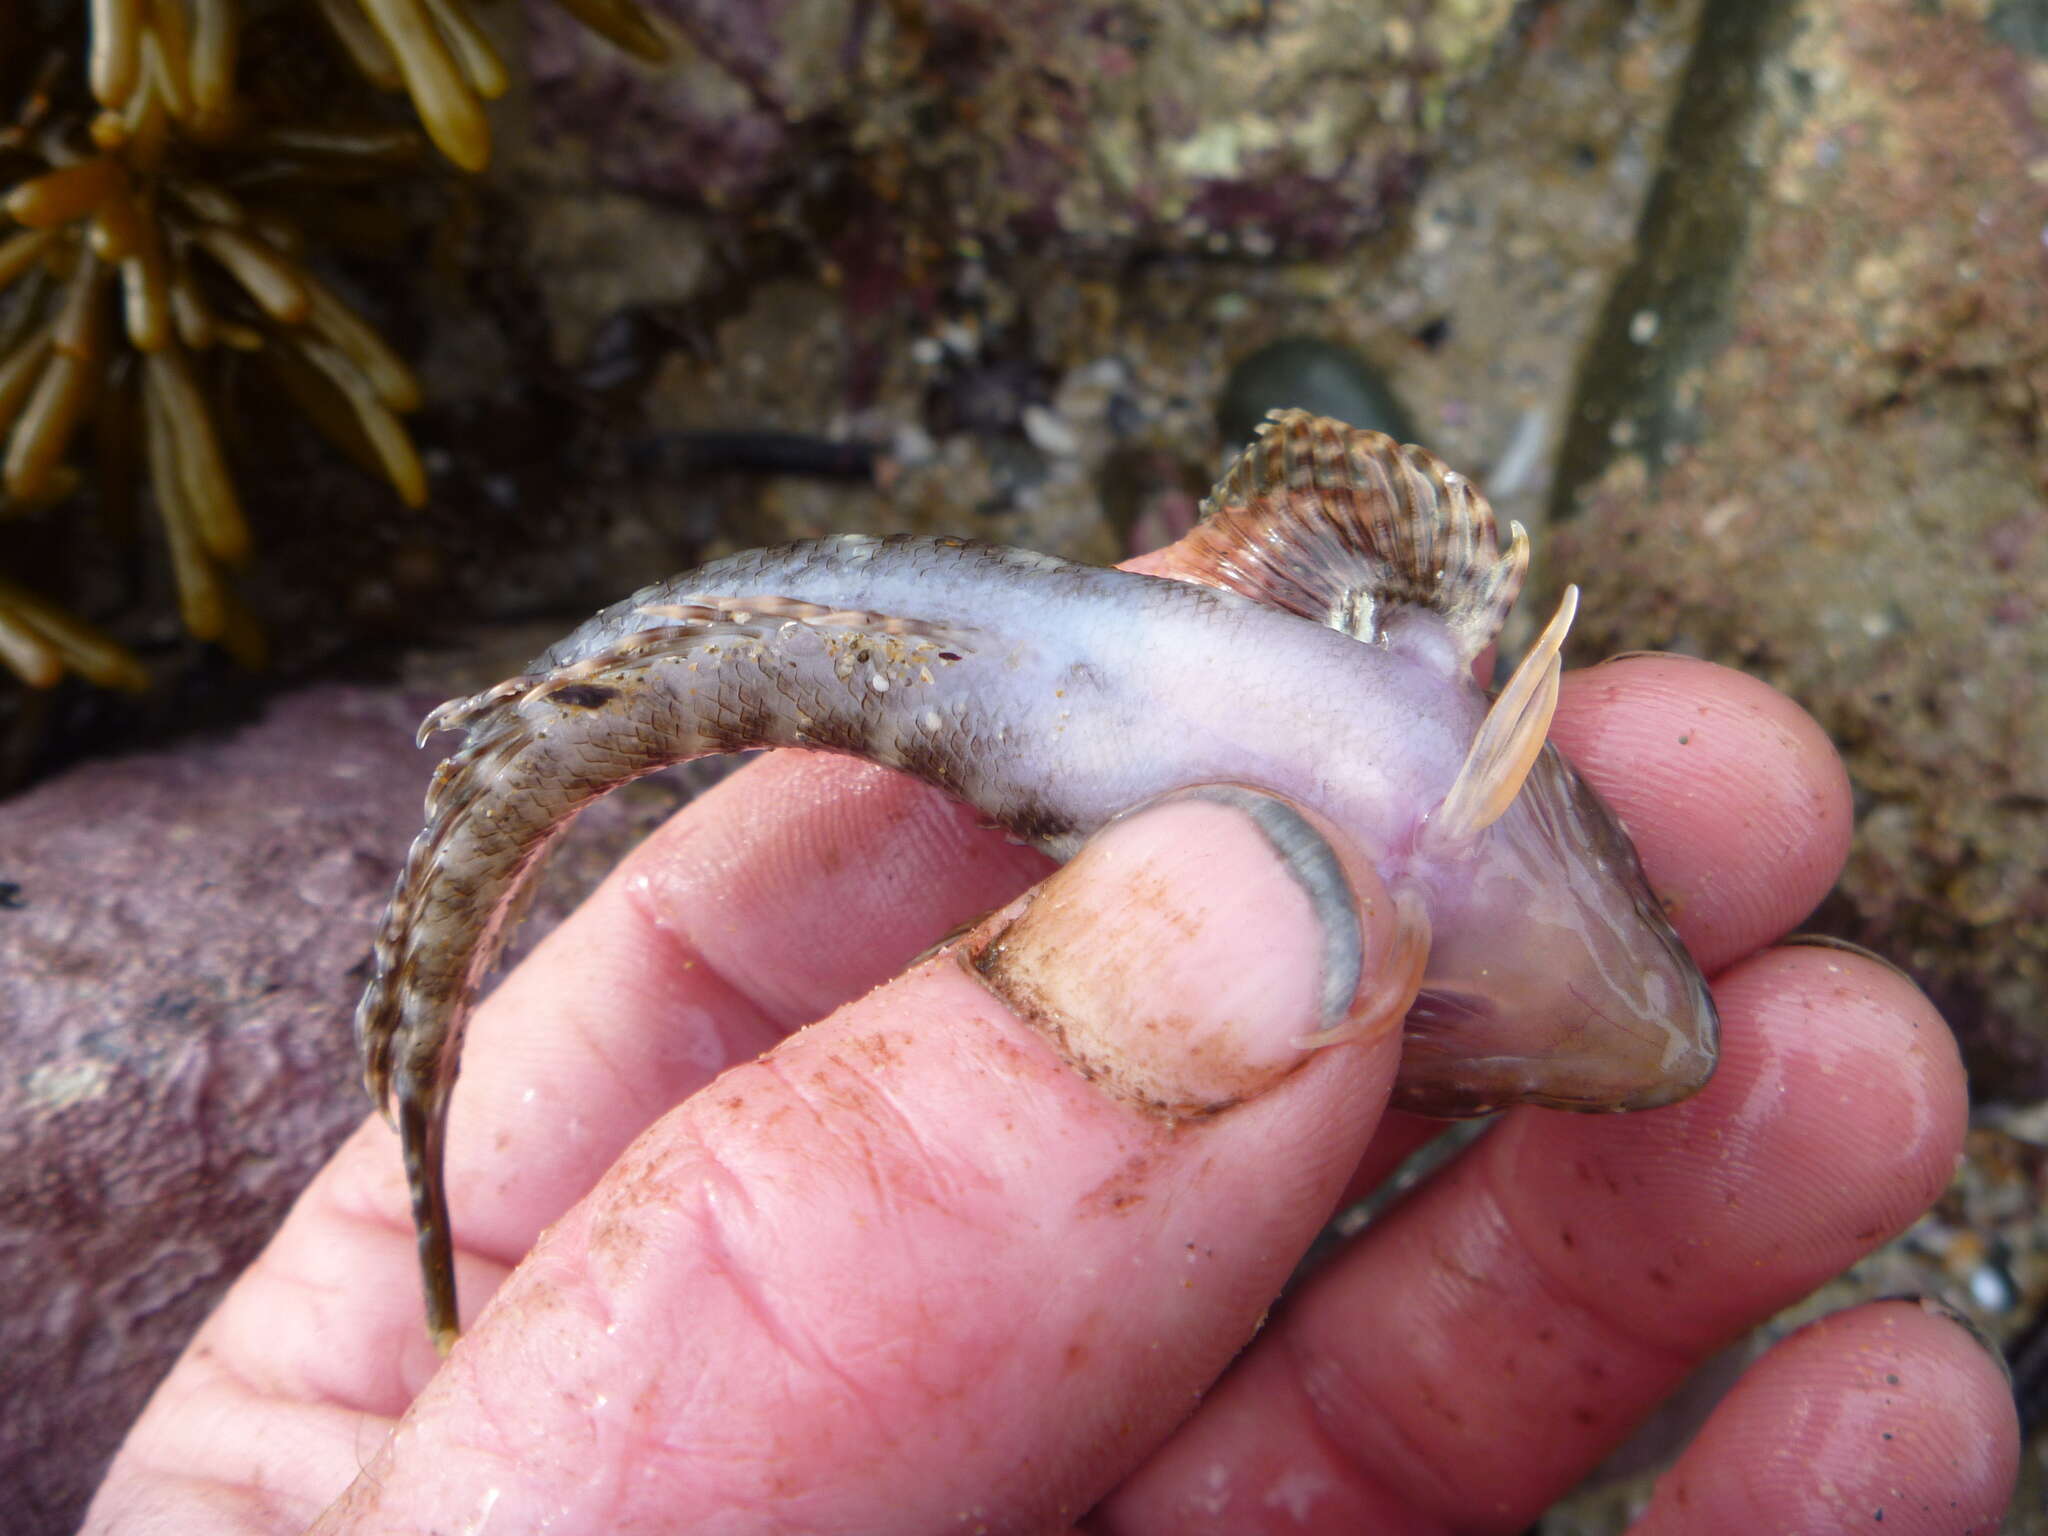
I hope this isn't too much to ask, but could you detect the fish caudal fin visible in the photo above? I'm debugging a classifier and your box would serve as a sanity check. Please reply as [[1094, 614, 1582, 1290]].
[[357, 596, 984, 1350], [1166, 410, 1527, 667]]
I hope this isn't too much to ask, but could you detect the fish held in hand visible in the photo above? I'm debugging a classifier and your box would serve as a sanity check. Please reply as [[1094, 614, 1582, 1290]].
[[356, 409, 1719, 1352]]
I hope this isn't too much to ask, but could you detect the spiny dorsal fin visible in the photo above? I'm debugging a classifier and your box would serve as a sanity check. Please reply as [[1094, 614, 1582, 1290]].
[[1164, 410, 1528, 667]]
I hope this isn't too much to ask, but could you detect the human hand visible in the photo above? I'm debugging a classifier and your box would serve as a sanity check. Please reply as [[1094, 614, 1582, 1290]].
[[85, 656, 2017, 1534]]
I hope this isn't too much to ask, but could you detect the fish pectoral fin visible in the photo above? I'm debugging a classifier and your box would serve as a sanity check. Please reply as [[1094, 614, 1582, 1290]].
[[1431, 584, 1579, 845], [1293, 881, 1432, 1050]]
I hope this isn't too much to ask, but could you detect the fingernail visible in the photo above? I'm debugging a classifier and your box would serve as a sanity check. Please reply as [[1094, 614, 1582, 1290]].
[[969, 785, 1368, 1115]]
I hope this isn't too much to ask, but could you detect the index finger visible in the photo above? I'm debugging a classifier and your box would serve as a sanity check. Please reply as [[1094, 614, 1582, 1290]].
[[298, 750, 1061, 1402], [1549, 655, 1853, 972]]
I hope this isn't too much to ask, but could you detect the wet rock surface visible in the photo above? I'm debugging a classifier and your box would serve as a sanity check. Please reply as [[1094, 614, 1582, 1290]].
[[528, 0, 1519, 256], [1551, 0, 2048, 1105], [0, 682, 696, 1531], [511, 0, 1695, 605], [0, 687, 422, 1529]]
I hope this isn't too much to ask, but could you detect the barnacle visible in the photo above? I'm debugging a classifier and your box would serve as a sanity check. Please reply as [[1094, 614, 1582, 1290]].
[[1, 0, 666, 690]]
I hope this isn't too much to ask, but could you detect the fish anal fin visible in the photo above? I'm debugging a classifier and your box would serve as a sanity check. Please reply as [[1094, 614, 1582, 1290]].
[[1431, 585, 1580, 846]]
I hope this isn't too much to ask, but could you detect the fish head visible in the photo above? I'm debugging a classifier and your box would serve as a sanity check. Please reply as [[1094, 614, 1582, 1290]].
[[1396, 744, 1719, 1117]]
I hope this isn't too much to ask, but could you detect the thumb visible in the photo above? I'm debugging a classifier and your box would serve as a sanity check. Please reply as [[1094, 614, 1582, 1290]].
[[972, 782, 1414, 1109], [318, 786, 1409, 1536]]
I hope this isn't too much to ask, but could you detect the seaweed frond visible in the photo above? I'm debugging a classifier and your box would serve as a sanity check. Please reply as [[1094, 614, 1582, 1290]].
[[316, 0, 668, 171], [0, 571, 149, 689], [2, 6, 429, 682], [2, 0, 669, 690]]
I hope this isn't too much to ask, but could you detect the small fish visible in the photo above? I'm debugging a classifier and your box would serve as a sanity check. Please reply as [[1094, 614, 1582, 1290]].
[[357, 410, 1718, 1353]]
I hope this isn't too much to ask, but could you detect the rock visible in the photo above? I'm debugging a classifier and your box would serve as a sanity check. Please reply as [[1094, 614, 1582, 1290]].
[[1548, 0, 2048, 1100], [0, 681, 698, 1533], [512, 0, 1700, 586], [526, 0, 1520, 256], [1217, 337, 1418, 451], [0, 687, 425, 1528]]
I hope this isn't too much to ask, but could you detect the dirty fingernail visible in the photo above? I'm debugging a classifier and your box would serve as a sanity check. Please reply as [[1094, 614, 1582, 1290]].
[[969, 785, 1367, 1114]]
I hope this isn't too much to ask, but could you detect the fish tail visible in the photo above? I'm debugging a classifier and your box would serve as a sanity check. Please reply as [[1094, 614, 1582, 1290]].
[[354, 600, 979, 1348]]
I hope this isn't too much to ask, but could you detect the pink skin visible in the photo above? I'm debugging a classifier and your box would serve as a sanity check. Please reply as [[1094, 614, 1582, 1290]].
[[84, 658, 2016, 1534], [1638, 1300, 2022, 1535]]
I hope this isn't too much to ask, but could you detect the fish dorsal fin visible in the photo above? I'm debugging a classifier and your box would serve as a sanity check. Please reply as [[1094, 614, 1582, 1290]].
[[1431, 585, 1579, 845], [1163, 409, 1528, 667]]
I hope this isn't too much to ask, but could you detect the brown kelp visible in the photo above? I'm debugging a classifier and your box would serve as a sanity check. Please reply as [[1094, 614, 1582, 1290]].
[[0, 0, 664, 689]]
